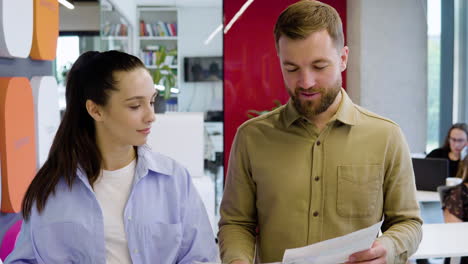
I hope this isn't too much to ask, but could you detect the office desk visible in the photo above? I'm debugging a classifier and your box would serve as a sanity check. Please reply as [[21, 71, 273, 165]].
[[416, 191, 440, 202], [416, 191, 444, 224], [411, 222, 468, 259]]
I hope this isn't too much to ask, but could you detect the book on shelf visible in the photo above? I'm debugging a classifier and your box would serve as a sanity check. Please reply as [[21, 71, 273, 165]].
[[102, 23, 128, 36], [140, 50, 177, 68], [139, 20, 177, 37], [102, 23, 111, 36], [114, 24, 121, 36], [139, 20, 147, 36], [168, 23, 177, 36], [145, 24, 153, 36], [120, 24, 128, 36], [159, 21, 170, 36], [156, 22, 166, 36]]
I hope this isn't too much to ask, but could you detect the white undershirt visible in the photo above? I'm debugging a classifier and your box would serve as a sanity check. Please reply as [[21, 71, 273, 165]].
[[94, 159, 136, 264]]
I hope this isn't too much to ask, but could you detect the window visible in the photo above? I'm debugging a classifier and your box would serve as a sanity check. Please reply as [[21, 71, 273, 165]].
[[426, 0, 441, 153]]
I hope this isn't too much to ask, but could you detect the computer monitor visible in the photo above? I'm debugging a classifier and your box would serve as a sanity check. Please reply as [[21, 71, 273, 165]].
[[412, 158, 449, 191]]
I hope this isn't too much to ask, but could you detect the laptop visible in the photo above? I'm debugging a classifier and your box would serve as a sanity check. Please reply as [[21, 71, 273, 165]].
[[412, 158, 449, 191]]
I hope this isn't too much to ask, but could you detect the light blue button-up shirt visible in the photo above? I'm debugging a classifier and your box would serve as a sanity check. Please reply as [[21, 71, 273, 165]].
[[5, 147, 218, 264]]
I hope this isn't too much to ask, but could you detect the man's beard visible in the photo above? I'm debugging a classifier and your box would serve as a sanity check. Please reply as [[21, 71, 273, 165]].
[[288, 78, 341, 119]]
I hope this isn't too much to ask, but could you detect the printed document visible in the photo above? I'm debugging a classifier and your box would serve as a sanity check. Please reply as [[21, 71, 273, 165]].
[[196, 220, 383, 264], [281, 220, 383, 264]]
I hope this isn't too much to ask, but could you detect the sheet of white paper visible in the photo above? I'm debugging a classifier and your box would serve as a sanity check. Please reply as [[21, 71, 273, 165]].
[[281, 220, 383, 264]]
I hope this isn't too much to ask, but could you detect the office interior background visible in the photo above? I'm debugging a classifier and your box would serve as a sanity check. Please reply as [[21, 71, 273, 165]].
[[0, 0, 467, 262]]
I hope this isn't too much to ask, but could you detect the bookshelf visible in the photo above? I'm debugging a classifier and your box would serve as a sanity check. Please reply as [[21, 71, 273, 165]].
[[137, 6, 179, 104], [100, 0, 132, 53]]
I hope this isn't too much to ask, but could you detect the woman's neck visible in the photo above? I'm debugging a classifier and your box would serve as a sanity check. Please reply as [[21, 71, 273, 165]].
[[95, 134, 136, 171], [102, 147, 136, 171], [449, 151, 460, 161]]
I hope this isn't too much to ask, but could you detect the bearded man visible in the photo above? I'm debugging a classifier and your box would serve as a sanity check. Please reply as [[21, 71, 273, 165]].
[[218, 1, 422, 264]]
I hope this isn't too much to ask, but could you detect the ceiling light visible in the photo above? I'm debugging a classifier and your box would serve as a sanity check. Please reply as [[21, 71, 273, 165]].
[[224, 0, 254, 34], [58, 0, 75, 10], [204, 24, 223, 45]]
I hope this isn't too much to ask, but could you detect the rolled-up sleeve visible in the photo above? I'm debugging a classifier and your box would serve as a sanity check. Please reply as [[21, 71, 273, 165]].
[[376, 126, 423, 264]]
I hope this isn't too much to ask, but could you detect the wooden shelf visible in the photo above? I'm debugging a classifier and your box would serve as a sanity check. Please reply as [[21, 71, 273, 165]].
[[101, 36, 129, 40], [140, 36, 178, 40]]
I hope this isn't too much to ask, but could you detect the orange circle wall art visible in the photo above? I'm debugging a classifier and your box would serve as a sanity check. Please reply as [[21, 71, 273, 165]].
[[0, 77, 36, 213], [29, 0, 59, 60]]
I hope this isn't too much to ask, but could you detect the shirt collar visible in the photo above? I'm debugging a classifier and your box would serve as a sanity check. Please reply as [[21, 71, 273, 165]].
[[283, 98, 302, 128], [76, 146, 173, 185], [283, 88, 357, 127], [332, 89, 358, 126], [135, 145, 173, 180]]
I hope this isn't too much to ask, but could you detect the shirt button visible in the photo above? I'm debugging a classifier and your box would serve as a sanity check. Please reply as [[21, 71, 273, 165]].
[[313, 211, 319, 217], [134, 249, 139, 254], [315, 176, 320, 181], [316, 141, 321, 146], [128, 216, 132, 221]]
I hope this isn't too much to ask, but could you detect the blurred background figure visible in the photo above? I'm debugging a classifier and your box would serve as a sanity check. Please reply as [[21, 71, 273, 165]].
[[427, 123, 468, 178], [441, 155, 468, 264]]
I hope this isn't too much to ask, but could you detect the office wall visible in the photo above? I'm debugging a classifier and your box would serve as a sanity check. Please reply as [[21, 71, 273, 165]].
[[177, 7, 223, 112], [347, 0, 427, 153], [59, 2, 100, 32], [223, 0, 346, 174]]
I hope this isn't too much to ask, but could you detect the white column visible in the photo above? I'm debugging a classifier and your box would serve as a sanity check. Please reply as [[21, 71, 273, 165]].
[[347, 0, 428, 153]]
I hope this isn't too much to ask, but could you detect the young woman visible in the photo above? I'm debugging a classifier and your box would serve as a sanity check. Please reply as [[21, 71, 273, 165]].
[[442, 155, 468, 264], [5, 50, 218, 264], [443, 155, 468, 222], [427, 123, 468, 178]]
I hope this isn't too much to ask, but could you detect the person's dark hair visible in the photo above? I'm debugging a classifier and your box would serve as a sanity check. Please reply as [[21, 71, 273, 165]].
[[274, 0, 344, 51], [22, 50, 146, 220], [442, 123, 468, 150]]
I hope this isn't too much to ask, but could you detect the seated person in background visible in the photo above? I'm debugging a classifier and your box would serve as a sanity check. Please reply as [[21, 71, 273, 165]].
[[427, 123, 468, 178], [442, 155, 468, 264]]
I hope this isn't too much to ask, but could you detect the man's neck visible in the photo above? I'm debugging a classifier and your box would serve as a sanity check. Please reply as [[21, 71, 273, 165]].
[[307, 91, 343, 132]]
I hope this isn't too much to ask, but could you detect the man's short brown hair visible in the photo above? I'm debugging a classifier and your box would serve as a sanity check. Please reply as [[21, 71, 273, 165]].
[[274, 0, 344, 51]]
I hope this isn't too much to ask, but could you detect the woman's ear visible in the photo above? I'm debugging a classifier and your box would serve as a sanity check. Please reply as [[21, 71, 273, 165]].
[[86, 99, 104, 122]]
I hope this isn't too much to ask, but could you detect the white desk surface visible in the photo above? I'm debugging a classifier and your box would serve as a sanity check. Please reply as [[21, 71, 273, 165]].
[[411, 222, 468, 259], [416, 191, 440, 202]]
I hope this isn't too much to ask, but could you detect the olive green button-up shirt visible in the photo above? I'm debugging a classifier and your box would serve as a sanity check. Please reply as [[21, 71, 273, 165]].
[[218, 89, 422, 264]]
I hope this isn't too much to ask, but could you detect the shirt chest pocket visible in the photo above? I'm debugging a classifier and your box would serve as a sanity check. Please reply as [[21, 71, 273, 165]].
[[32, 222, 94, 264], [336, 165, 383, 218]]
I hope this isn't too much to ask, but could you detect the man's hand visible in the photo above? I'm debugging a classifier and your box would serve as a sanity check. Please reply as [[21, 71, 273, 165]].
[[345, 241, 387, 264]]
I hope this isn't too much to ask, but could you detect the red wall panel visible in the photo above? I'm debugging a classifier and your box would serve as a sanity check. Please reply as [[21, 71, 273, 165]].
[[223, 0, 347, 176]]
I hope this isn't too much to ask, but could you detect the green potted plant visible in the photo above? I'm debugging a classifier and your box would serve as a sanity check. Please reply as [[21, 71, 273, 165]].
[[152, 46, 177, 112], [246, 100, 283, 118]]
